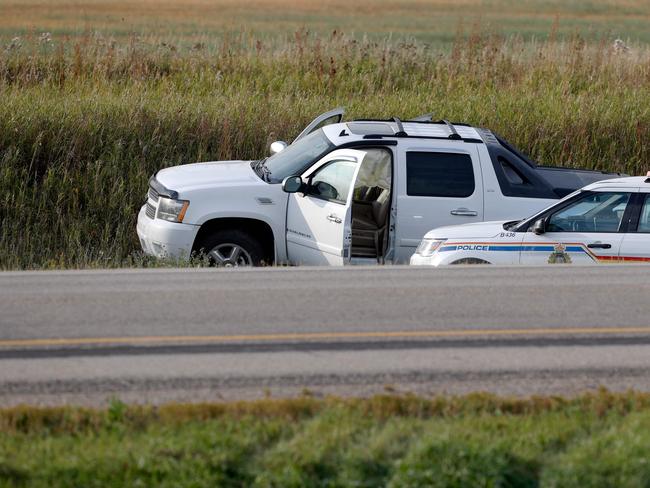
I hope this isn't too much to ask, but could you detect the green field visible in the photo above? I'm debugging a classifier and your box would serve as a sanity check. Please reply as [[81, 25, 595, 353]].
[[2, 2, 650, 269], [3, 0, 650, 44], [2, 391, 650, 487]]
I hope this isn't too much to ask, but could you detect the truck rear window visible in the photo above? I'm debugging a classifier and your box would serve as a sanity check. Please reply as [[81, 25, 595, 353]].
[[406, 152, 475, 197]]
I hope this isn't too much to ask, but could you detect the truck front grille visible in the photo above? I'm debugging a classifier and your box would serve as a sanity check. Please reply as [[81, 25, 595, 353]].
[[145, 202, 156, 219], [148, 187, 159, 202]]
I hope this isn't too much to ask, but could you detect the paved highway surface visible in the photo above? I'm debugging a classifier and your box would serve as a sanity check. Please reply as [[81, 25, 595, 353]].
[[1, 265, 649, 405]]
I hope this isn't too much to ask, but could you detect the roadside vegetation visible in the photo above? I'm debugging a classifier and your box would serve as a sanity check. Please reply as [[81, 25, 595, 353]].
[[1, 390, 650, 486], [2, 4, 650, 269]]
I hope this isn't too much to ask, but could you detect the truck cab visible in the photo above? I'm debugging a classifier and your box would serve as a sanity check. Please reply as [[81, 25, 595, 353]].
[[137, 108, 620, 266]]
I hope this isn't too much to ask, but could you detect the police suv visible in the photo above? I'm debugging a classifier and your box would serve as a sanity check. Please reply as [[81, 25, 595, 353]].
[[411, 174, 650, 266], [137, 108, 620, 266]]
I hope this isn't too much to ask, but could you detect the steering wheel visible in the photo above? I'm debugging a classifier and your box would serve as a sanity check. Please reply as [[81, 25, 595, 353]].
[[548, 219, 569, 232]]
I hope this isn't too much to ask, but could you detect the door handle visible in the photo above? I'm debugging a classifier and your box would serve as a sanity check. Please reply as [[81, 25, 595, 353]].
[[587, 243, 612, 249], [327, 214, 342, 224], [450, 208, 478, 217]]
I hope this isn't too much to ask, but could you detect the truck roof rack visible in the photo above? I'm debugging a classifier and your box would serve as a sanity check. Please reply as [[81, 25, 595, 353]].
[[361, 134, 483, 144], [392, 117, 408, 137], [439, 119, 461, 140], [353, 117, 469, 136], [353, 117, 471, 126], [349, 117, 483, 143]]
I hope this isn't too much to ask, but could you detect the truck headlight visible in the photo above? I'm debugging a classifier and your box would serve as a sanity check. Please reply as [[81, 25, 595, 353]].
[[157, 197, 189, 223], [415, 238, 445, 257]]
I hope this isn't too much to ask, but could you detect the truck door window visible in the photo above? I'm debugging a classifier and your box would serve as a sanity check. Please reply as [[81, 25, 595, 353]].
[[498, 156, 530, 186], [307, 159, 358, 204], [353, 148, 392, 200], [406, 152, 475, 197]]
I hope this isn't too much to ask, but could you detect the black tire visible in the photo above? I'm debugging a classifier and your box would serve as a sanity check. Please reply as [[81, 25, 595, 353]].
[[450, 258, 491, 265], [195, 229, 268, 267]]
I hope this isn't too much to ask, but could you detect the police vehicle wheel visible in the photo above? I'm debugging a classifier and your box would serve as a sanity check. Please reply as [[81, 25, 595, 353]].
[[450, 258, 491, 265], [197, 230, 267, 267]]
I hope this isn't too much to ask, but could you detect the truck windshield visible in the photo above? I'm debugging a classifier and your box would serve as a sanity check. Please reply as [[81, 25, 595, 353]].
[[264, 129, 335, 183]]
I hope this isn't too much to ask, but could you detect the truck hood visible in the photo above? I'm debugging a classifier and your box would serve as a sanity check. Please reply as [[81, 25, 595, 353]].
[[155, 160, 261, 193], [424, 221, 512, 240]]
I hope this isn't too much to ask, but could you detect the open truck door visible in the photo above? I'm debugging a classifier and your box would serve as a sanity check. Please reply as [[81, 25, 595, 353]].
[[284, 149, 366, 265]]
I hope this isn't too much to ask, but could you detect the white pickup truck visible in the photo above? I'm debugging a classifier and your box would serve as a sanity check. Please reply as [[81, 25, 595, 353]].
[[137, 108, 620, 266]]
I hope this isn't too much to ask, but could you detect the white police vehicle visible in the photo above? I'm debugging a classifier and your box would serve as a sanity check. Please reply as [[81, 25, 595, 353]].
[[137, 108, 620, 266], [411, 174, 650, 266]]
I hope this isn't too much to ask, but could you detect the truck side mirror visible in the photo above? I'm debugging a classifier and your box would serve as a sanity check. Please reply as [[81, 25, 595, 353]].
[[282, 175, 304, 193], [532, 218, 546, 235], [270, 141, 288, 155]]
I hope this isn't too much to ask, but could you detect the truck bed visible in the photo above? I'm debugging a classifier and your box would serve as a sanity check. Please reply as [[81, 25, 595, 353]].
[[478, 128, 624, 199]]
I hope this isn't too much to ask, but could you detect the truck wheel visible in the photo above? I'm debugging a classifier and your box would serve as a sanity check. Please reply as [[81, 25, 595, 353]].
[[196, 230, 267, 267]]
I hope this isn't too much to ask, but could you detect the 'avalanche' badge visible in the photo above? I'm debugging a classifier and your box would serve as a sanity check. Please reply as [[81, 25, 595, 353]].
[[548, 243, 572, 264]]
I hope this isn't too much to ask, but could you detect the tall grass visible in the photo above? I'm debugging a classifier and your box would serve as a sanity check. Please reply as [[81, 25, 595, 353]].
[[1, 32, 650, 269]]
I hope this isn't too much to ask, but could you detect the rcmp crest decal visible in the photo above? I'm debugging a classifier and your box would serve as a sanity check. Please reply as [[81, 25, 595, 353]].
[[548, 243, 572, 264]]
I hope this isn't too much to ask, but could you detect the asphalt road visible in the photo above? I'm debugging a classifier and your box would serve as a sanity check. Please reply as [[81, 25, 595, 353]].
[[1, 265, 650, 405]]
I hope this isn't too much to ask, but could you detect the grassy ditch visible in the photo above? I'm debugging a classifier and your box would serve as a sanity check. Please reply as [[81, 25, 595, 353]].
[[2, 390, 650, 486], [2, 33, 650, 269]]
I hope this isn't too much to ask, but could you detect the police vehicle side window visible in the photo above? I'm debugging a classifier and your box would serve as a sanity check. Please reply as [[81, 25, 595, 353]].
[[406, 152, 475, 197], [636, 195, 650, 233], [547, 192, 631, 233]]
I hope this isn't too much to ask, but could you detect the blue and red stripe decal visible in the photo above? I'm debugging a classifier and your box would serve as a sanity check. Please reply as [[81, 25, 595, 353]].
[[438, 242, 650, 263]]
